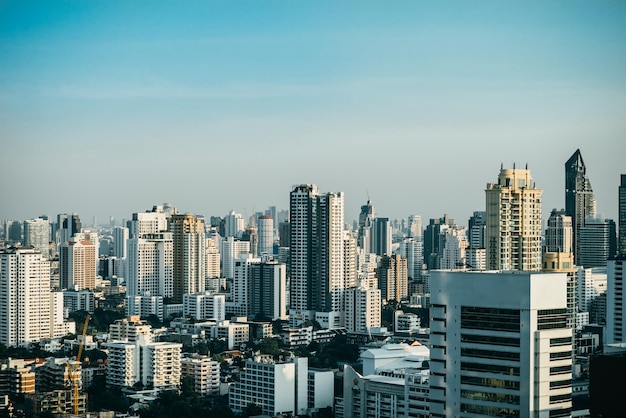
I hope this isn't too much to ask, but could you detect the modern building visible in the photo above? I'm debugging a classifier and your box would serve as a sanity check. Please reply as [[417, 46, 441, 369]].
[[126, 232, 174, 298], [257, 215, 274, 256], [224, 210, 245, 238], [125, 295, 164, 320], [606, 255, 626, 344], [59, 238, 96, 290], [340, 343, 431, 418], [63, 289, 96, 314], [544, 209, 573, 253], [617, 174, 626, 254], [128, 205, 172, 238], [565, 149, 597, 264], [0, 247, 51, 346], [485, 166, 543, 271], [577, 217, 617, 268], [372, 218, 392, 257], [180, 354, 220, 396], [23, 218, 51, 259], [169, 213, 206, 302], [220, 237, 251, 280], [345, 284, 381, 333], [430, 270, 572, 417], [423, 215, 454, 270], [105, 334, 181, 391], [467, 211, 487, 250], [183, 292, 225, 321], [397, 238, 424, 280], [229, 356, 332, 416], [109, 316, 152, 342], [377, 254, 408, 303], [248, 259, 288, 321], [357, 199, 376, 254], [289, 184, 346, 329], [407, 214, 422, 239]]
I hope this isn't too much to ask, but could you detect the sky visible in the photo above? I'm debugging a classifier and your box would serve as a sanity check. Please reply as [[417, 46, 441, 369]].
[[1, 1, 625, 227]]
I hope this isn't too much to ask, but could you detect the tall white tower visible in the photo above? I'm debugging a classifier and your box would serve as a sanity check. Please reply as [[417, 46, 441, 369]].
[[257, 215, 274, 256], [0, 247, 51, 346], [23, 218, 51, 259], [126, 232, 174, 298]]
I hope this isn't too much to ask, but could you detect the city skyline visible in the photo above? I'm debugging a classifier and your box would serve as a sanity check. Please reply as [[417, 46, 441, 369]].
[[1, 1, 625, 225]]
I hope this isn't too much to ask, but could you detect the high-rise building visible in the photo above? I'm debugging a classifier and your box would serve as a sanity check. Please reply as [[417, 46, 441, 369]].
[[377, 254, 408, 303], [113, 226, 129, 259], [485, 166, 543, 271], [289, 184, 345, 329], [3, 220, 23, 243], [407, 214, 422, 239], [398, 238, 424, 280], [357, 200, 376, 253], [344, 284, 381, 333], [126, 232, 174, 297], [0, 247, 51, 346], [23, 218, 50, 259], [205, 238, 220, 279], [544, 209, 573, 253], [128, 207, 169, 238], [59, 238, 96, 290], [257, 215, 274, 256], [249, 259, 288, 321], [430, 270, 572, 417], [620, 174, 626, 255], [577, 217, 617, 268], [467, 211, 486, 249], [565, 149, 597, 264], [606, 255, 626, 344], [371, 217, 392, 256], [224, 210, 245, 238], [169, 214, 206, 301], [424, 215, 454, 270], [220, 237, 251, 280], [183, 292, 226, 321]]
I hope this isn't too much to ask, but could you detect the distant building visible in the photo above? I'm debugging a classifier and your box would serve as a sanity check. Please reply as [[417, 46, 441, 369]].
[[606, 255, 626, 344], [345, 285, 381, 333], [377, 254, 408, 302], [23, 218, 51, 259], [59, 238, 96, 290], [183, 292, 225, 321], [545, 209, 573, 253], [619, 174, 626, 255], [180, 354, 220, 396], [577, 217, 617, 268], [169, 213, 206, 301]]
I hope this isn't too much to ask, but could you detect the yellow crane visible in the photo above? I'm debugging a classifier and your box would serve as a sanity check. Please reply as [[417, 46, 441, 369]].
[[67, 314, 90, 416]]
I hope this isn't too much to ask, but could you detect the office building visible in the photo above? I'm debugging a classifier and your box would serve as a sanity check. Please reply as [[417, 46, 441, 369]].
[[249, 259, 287, 321], [544, 209, 573, 254], [105, 334, 181, 391], [224, 210, 245, 238], [430, 270, 572, 417], [372, 217, 392, 257], [377, 254, 408, 303], [221, 237, 250, 280], [3, 220, 22, 243], [357, 199, 376, 253], [617, 174, 626, 254], [0, 247, 51, 346], [606, 255, 626, 344], [59, 238, 96, 290], [23, 218, 50, 259], [407, 214, 422, 239], [112, 226, 129, 277], [486, 166, 543, 271], [398, 238, 424, 280], [578, 217, 617, 268], [169, 213, 206, 302], [424, 215, 454, 270], [565, 149, 597, 264], [289, 184, 345, 329], [257, 215, 274, 256], [467, 211, 486, 250]]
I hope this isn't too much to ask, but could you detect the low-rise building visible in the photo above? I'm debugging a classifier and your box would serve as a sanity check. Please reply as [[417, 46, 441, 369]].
[[180, 354, 220, 395]]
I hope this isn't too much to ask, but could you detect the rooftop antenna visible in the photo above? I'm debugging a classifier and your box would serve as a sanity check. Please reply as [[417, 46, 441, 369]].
[[366, 189, 371, 204]]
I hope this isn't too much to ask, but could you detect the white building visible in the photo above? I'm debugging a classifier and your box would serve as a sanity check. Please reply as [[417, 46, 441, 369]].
[[485, 167, 543, 271], [397, 238, 423, 280], [429, 270, 572, 417], [224, 211, 245, 238], [50, 291, 75, 338], [125, 295, 164, 320], [220, 237, 250, 280], [105, 334, 181, 391], [23, 218, 51, 259], [205, 238, 220, 279], [128, 208, 169, 238], [339, 343, 430, 418], [345, 285, 381, 333], [183, 292, 225, 321], [257, 215, 274, 256], [63, 289, 96, 313], [0, 247, 51, 346], [180, 354, 220, 395], [229, 356, 332, 416], [607, 256, 626, 344], [126, 232, 173, 298], [229, 255, 262, 317], [109, 316, 152, 342]]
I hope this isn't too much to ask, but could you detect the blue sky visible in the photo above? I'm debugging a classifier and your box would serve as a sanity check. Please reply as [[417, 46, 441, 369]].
[[1, 1, 625, 225]]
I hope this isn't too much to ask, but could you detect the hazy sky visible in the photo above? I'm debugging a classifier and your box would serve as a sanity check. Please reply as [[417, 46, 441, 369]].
[[1, 1, 625, 227]]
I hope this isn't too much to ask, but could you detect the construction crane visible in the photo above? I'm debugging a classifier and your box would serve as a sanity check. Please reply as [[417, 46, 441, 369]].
[[67, 314, 90, 416]]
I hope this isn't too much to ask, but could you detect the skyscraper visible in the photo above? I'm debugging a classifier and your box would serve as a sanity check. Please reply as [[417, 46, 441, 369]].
[[169, 214, 206, 301], [619, 174, 626, 255], [565, 149, 597, 264], [606, 254, 626, 344], [430, 270, 572, 417], [577, 217, 617, 268], [0, 247, 51, 346], [544, 209, 573, 253], [377, 254, 408, 302], [357, 199, 375, 253], [23, 218, 51, 259], [485, 166, 543, 271], [257, 215, 274, 256], [371, 217, 392, 256], [289, 184, 345, 329], [126, 232, 174, 298], [59, 238, 96, 290]]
